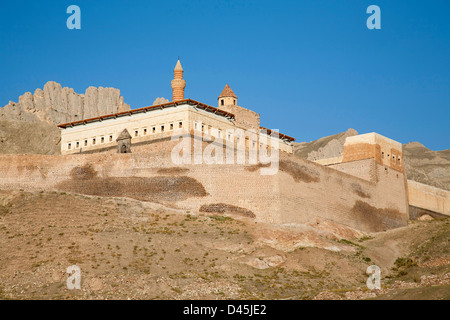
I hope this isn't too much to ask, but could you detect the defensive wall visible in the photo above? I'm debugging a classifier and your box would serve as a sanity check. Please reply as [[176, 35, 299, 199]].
[[407, 180, 450, 218], [315, 132, 449, 218], [0, 147, 410, 233]]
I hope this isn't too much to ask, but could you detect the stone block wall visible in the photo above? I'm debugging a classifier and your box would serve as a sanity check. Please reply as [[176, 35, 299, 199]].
[[218, 104, 260, 131], [0, 149, 410, 233], [407, 180, 450, 215]]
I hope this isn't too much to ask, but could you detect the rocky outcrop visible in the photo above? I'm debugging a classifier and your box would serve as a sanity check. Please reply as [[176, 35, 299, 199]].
[[403, 142, 450, 191], [153, 97, 169, 105], [0, 81, 130, 125], [294, 128, 358, 161]]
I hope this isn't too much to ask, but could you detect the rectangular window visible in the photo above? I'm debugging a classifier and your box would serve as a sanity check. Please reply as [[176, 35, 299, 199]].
[[76, 142, 80, 148], [85, 140, 88, 146], [170, 123, 174, 130], [68, 143, 72, 150], [161, 125, 165, 132], [228, 134, 231, 141], [143, 128, 147, 135], [109, 135, 113, 142], [135, 130, 138, 137], [152, 127, 156, 133], [179, 121, 183, 128], [202, 124, 204, 132], [101, 137, 105, 143], [92, 138, 96, 145]]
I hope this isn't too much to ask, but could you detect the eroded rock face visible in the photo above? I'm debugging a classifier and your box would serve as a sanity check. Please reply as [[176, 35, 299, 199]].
[[0, 81, 130, 125]]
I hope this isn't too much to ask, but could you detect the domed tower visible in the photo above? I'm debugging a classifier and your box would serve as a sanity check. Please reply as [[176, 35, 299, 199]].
[[218, 84, 237, 107], [171, 59, 186, 102]]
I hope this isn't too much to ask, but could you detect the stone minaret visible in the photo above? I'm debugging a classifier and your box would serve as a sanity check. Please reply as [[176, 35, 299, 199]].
[[171, 59, 186, 102]]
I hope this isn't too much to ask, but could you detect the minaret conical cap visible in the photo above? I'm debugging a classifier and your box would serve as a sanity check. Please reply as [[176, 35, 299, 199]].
[[219, 84, 237, 98], [174, 59, 183, 71]]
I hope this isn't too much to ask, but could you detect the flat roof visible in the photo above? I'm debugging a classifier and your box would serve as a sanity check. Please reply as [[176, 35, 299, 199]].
[[57, 99, 235, 129], [260, 126, 296, 142]]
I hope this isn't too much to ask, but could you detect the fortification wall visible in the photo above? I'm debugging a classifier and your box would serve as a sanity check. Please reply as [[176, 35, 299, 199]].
[[0, 151, 409, 233], [342, 133, 404, 172], [218, 104, 260, 131], [327, 159, 378, 182], [407, 180, 450, 215], [277, 154, 409, 232]]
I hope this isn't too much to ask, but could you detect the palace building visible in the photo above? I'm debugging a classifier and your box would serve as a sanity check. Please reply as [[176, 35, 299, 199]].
[[58, 60, 295, 155]]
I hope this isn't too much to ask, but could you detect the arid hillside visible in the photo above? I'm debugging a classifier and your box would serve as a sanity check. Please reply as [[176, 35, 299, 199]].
[[0, 120, 60, 155], [402, 142, 450, 191], [294, 130, 450, 191], [0, 189, 448, 300], [293, 128, 358, 161]]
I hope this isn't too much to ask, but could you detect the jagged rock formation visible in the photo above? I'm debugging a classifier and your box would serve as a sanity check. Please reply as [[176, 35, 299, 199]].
[[0, 81, 130, 125], [0, 81, 131, 155], [153, 97, 169, 105], [294, 128, 358, 161], [294, 129, 450, 191]]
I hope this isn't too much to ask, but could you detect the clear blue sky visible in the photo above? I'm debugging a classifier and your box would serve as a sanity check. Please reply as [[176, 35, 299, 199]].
[[0, 0, 449, 150]]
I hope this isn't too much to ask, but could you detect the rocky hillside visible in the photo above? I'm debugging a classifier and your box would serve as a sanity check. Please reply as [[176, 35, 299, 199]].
[[0, 120, 61, 155], [294, 130, 450, 191], [403, 142, 450, 191], [294, 128, 358, 161], [0, 81, 130, 155]]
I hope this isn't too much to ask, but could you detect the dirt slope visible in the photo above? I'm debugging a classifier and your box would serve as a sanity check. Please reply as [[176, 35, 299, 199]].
[[0, 120, 60, 155], [0, 190, 448, 300]]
